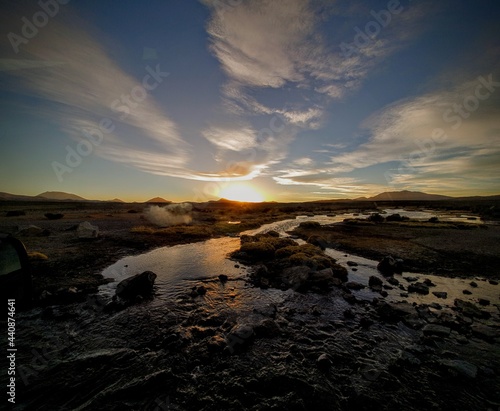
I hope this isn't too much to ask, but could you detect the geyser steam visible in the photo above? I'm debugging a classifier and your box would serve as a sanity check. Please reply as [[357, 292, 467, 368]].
[[144, 203, 193, 227]]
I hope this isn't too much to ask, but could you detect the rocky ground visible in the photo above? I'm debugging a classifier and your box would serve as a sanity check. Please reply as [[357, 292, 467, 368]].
[[2, 203, 500, 410]]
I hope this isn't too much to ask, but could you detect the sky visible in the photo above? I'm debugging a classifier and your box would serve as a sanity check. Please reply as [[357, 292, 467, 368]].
[[0, 0, 499, 202]]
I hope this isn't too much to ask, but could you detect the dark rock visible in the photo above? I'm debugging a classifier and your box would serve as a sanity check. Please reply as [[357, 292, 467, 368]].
[[429, 302, 442, 310], [387, 277, 400, 286], [234, 264, 240, 268], [400, 292, 409, 298], [226, 324, 254, 353], [377, 302, 415, 322], [346, 281, 365, 290], [316, 353, 332, 370], [488, 279, 498, 285], [218, 274, 229, 283], [408, 282, 429, 295], [478, 298, 490, 306], [404, 276, 419, 282], [377, 256, 403, 275], [253, 303, 277, 318], [351, 268, 358, 271], [196, 285, 207, 295], [368, 276, 383, 288], [346, 261, 358, 267], [471, 324, 498, 342], [254, 319, 280, 338], [44, 212, 64, 220], [281, 266, 310, 291], [386, 213, 403, 222], [380, 290, 388, 297], [440, 359, 477, 379], [307, 235, 328, 250], [462, 289, 472, 295], [423, 278, 436, 287], [359, 317, 374, 328], [343, 308, 355, 319], [115, 271, 157, 301], [343, 293, 357, 305], [432, 291, 448, 299], [454, 299, 490, 319], [422, 324, 451, 337], [469, 281, 478, 288]]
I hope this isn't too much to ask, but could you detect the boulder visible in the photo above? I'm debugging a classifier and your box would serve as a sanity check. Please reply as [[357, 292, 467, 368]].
[[226, 323, 254, 353], [115, 271, 157, 301], [368, 276, 383, 289], [432, 291, 448, 299], [377, 256, 403, 275], [408, 282, 430, 295], [77, 221, 99, 239], [17, 225, 45, 236]]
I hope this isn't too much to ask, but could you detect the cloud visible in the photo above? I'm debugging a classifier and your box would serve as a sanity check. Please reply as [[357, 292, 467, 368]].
[[203, 125, 257, 151]]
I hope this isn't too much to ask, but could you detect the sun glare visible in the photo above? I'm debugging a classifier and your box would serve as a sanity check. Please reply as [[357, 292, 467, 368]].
[[219, 183, 265, 202]]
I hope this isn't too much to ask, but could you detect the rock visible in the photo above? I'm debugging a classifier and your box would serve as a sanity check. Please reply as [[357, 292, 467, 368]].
[[346, 261, 358, 267], [471, 324, 499, 342], [253, 303, 277, 318], [307, 235, 328, 250], [17, 225, 45, 236], [226, 324, 254, 353], [422, 324, 451, 337], [218, 274, 228, 283], [115, 271, 157, 301], [368, 276, 383, 288], [432, 291, 448, 299], [404, 276, 419, 282], [408, 282, 429, 295], [196, 285, 207, 295], [362, 368, 381, 381], [345, 281, 365, 290], [77, 221, 99, 238], [309, 267, 337, 288], [380, 290, 388, 297], [488, 279, 498, 285], [377, 256, 403, 275], [429, 302, 442, 310], [359, 317, 374, 328], [386, 213, 403, 222], [462, 289, 472, 295], [316, 353, 332, 370], [440, 359, 478, 379], [400, 292, 409, 298], [234, 264, 240, 268], [377, 302, 415, 322], [423, 278, 436, 287], [478, 298, 490, 306], [469, 281, 478, 288], [281, 266, 310, 291], [254, 319, 280, 338], [454, 299, 490, 319], [387, 277, 400, 286]]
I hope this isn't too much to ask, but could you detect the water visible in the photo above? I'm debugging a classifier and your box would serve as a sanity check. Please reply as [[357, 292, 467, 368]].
[[100, 209, 498, 313]]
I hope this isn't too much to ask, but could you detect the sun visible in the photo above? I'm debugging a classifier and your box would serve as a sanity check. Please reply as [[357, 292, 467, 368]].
[[219, 183, 265, 202]]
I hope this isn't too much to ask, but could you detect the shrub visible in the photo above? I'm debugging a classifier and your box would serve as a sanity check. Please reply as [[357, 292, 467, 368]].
[[368, 213, 385, 223], [6, 210, 25, 217]]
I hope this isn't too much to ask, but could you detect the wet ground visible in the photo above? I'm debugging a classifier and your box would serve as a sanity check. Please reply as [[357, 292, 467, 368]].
[[4, 211, 500, 410]]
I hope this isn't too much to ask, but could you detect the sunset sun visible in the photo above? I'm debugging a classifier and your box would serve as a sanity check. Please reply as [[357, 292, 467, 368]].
[[219, 183, 265, 202]]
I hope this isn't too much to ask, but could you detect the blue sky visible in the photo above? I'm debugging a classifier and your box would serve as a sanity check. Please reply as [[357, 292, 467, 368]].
[[1, 0, 499, 202]]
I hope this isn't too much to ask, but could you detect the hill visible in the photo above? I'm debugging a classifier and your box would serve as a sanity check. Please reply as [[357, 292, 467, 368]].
[[36, 191, 87, 201], [358, 190, 452, 201], [145, 197, 171, 203]]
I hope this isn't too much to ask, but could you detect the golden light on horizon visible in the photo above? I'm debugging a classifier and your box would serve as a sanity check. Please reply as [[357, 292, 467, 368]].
[[219, 183, 265, 202]]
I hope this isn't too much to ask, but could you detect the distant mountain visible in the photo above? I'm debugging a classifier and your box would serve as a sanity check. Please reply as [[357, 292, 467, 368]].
[[108, 198, 125, 203], [145, 197, 171, 203], [0, 192, 43, 201], [36, 191, 87, 201], [359, 190, 452, 201]]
